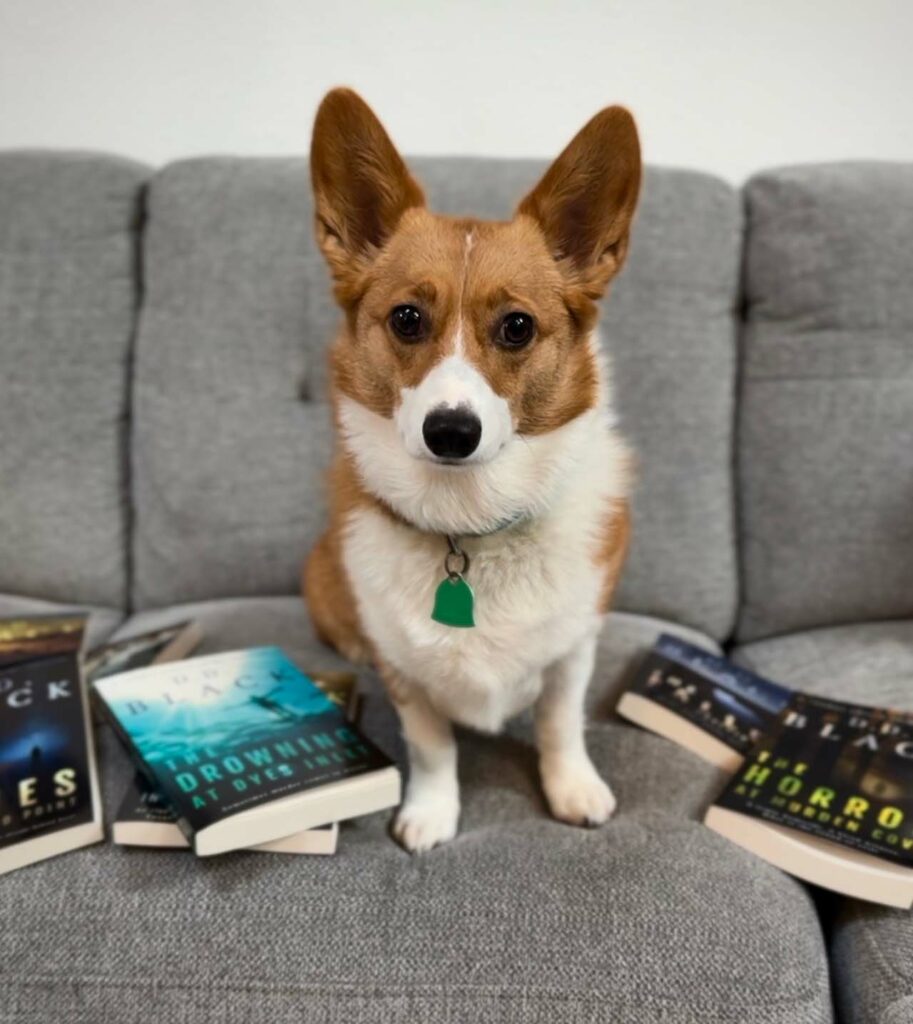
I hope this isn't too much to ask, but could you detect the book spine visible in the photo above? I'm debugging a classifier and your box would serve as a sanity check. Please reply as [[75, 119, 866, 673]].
[[93, 695, 196, 847]]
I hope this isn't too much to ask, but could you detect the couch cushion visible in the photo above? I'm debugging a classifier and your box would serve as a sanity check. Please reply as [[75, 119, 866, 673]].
[[0, 152, 148, 607], [831, 903, 912, 1024], [734, 620, 913, 1024], [0, 599, 832, 1023], [734, 619, 913, 710], [131, 158, 741, 640], [737, 162, 913, 642]]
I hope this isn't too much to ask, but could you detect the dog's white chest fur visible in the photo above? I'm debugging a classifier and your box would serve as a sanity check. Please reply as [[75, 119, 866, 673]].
[[340, 405, 628, 733]]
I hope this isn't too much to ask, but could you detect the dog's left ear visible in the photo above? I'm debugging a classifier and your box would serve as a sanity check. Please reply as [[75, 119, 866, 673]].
[[517, 106, 641, 298]]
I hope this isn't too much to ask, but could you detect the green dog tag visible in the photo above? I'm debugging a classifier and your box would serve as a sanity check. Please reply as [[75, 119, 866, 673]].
[[431, 575, 475, 628]]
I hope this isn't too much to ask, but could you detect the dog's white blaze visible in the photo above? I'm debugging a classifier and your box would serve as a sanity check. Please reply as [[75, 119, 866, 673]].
[[393, 354, 512, 463], [340, 380, 629, 733], [450, 231, 474, 361]]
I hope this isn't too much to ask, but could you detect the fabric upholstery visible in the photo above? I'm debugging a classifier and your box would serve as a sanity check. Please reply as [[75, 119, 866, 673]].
[[0, 152, 148, 607], [0, 599, 832, 1023], [130, 158, 741, 640], [734, 619, 913, 711], [737, 162, 913, 641], [734, 621, 913, 1024]]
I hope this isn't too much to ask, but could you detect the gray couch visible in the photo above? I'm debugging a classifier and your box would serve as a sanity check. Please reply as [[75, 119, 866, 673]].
[[1, 151, 911, 1024]]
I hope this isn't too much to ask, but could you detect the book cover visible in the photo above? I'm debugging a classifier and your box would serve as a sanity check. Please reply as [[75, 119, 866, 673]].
[[0, 652, 103, 875], [83, 621, 202, 684], [617, 634, 792, 770], [706, 692, 913, 907], [95, 647, 399, 855], [0, 614, 87, 668], [111, 670, 359, 855]]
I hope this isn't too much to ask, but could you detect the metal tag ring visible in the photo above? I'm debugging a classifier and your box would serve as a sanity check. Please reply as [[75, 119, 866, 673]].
[[444, 549, 470, 580]]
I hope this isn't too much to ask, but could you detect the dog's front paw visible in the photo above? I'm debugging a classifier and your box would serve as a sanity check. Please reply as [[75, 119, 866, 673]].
[[393, 798, 460, 853], [541, 755, 616, 827]]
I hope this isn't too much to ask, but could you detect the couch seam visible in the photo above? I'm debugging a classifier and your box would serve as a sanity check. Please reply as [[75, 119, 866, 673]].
[[858, 914, 911, 988], [0, 974, 830, 1011]]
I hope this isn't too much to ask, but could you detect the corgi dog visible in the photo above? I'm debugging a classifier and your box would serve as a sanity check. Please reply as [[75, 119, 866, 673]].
[[304, 88, 640, 852]]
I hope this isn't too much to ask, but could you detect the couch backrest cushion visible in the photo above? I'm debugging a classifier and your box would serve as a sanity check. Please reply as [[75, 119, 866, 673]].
[[0, 153, 147, 607], [738, 162, 913, 641], [132, 157, 741, 639]]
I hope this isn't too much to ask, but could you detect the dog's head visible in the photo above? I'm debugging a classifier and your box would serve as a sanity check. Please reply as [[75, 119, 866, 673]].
[[311, 88, 640, 534]]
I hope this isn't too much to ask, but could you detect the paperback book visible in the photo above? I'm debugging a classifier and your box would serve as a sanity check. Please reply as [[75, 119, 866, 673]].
[[111, 669, 359, 856], [94, 648, 399, 856], [705, 692, 913, 908], [113, 774, 340, 854], [83, 621, 203, 683], [0, 648, 103, 875], [0, 613, 86, 668], [616, 634, 791, 770]]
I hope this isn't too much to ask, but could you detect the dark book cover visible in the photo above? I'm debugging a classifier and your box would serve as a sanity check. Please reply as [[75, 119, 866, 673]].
[[117, 774, 177, 828], [622, 634, 792, 757], [714, 692, 913, 868], [95, 647, 394, 845], [84, 622, 200, 684], [0, 653, 100, 863], [0, 614, 86, 669]]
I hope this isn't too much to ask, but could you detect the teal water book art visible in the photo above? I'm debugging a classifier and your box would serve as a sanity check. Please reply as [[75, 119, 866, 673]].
[[94, 647, 400, 856]]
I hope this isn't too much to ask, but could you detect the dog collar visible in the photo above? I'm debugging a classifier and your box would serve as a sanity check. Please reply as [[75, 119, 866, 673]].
[[431, 513, 531, 630], [372, 497, 530, 630]]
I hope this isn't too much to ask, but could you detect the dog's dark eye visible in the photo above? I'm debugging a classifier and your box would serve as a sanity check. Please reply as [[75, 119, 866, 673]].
[[498, 312, 536, 349], [390, 305, 424, 341]]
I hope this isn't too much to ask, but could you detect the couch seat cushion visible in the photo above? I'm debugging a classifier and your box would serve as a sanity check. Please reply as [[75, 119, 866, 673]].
[[735, 620, 913, 1024], [0, 599, 832, 1023]]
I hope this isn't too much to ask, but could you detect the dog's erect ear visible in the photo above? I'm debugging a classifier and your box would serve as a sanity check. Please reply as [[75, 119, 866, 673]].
[[310, 88, 425, 282], [517, 106, 641, 298]]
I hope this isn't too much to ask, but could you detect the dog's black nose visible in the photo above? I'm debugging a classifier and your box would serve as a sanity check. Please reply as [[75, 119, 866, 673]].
[[422, 405, 482, 460]]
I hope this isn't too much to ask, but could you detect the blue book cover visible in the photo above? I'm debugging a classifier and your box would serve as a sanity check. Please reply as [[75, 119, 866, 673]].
[[94, 647, 399, 855]]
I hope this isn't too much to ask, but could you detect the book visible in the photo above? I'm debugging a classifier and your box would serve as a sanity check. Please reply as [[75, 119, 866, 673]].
[[111, 669, 359, 855], [83, 621, 203, 683], [0, 613, 87, 668], [0, 651, 103, 875], [94, 648, 400, 856], [616, 634, 792, 770], [112, 774, 339, 853], [705, 692, 913, 908]]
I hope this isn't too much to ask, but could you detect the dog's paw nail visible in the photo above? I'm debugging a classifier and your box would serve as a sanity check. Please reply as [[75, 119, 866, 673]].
[[543, 761, 616, 827], [393, 801, 459, 853]]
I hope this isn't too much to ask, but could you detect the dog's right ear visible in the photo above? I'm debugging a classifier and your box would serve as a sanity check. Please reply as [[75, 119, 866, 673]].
[[310, 88, 425, 285]]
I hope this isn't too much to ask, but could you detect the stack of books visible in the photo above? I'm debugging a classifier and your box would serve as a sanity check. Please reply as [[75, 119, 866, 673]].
[[1, 615, 401, 875], [618, 634, 913, 908]]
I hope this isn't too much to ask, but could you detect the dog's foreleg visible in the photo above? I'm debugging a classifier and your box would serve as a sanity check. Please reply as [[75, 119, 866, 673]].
[[535, 631, 616, 826], [388, 682, 460, 853]]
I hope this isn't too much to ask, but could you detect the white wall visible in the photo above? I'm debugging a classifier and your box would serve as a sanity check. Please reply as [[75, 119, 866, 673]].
[[1, 0, 911, 183]]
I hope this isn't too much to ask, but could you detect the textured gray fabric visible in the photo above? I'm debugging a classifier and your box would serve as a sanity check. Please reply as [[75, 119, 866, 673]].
[[0, 152, 148, 607], [737, 162, 913, 641], [0, 592, 122, 650], [0, 598, 832, 1023], [831, 903, 913, 1024], [733, 622, 913, 1024], [734, 620, 913, 710], [131, 158, 740, 640]]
